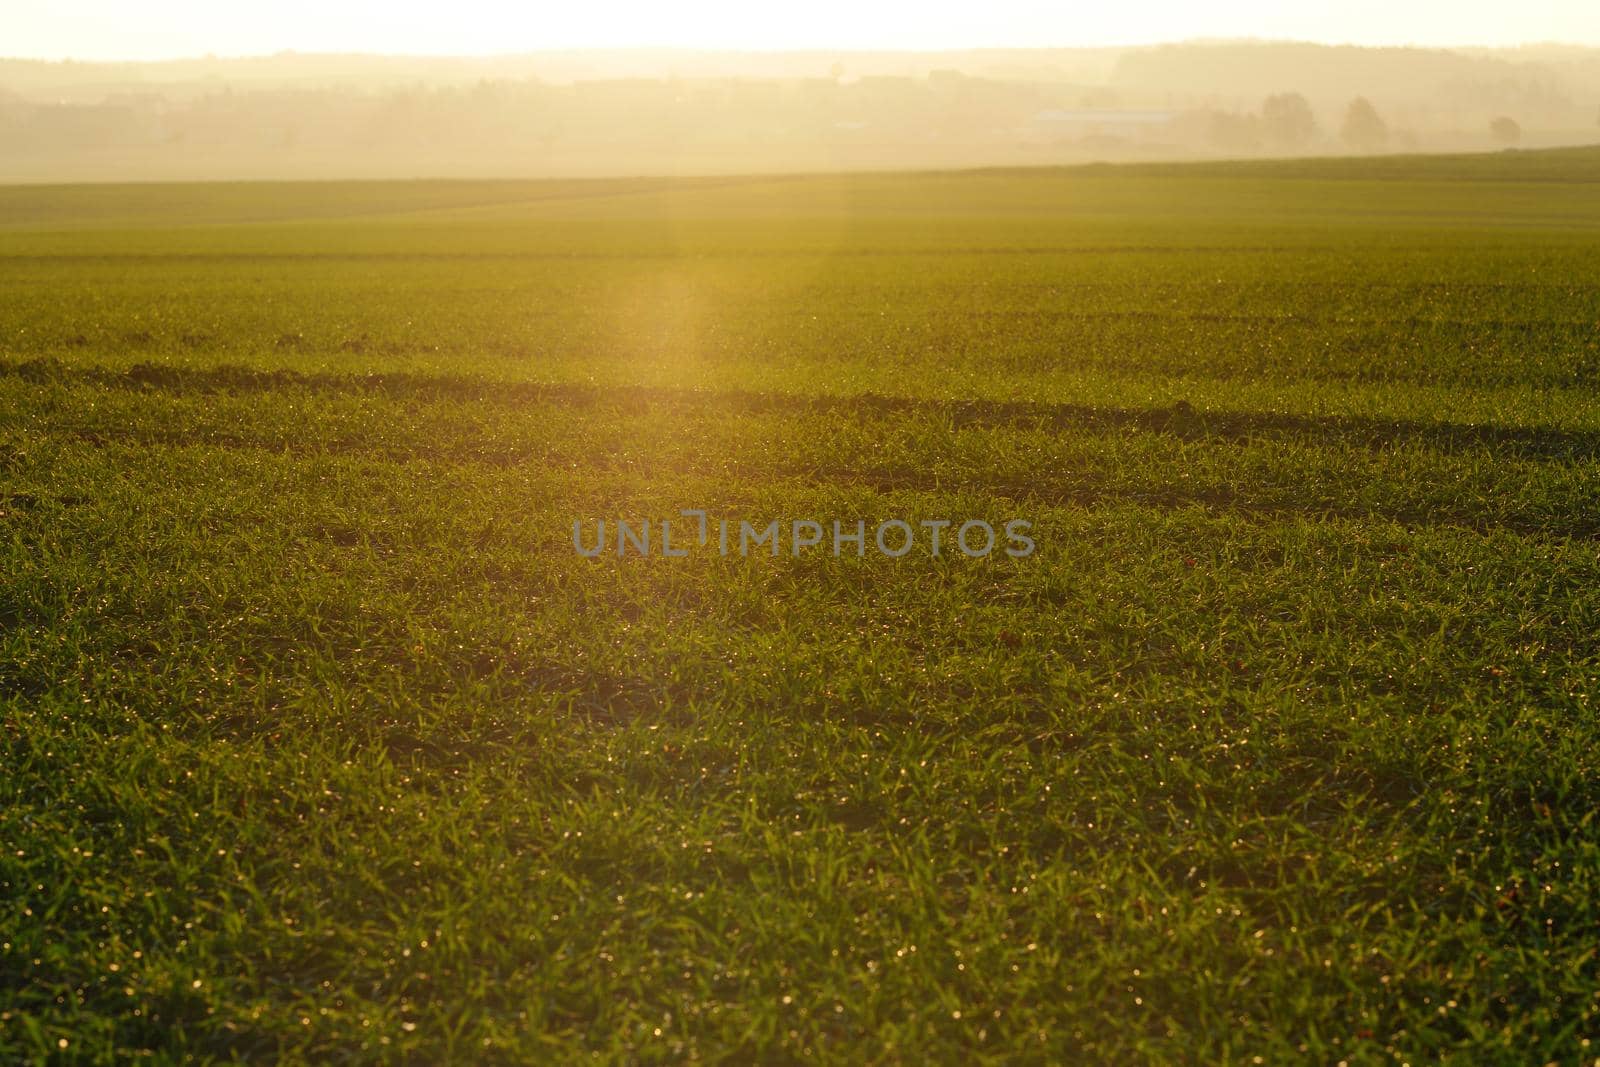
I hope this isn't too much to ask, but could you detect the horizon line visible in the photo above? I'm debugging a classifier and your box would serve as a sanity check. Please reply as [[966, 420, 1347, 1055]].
[[7, 37, 1600, 66]]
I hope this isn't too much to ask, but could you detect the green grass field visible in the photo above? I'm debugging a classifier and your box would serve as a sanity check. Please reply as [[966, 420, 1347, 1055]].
[[3, 147, 1600, 1064]]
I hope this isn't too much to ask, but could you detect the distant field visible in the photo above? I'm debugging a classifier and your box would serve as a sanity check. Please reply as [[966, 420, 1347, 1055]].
[[2, 148, 1599, 1063]]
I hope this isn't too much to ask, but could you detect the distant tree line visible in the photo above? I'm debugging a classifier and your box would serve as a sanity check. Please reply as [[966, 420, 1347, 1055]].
[[0, 63, 1582, 180]]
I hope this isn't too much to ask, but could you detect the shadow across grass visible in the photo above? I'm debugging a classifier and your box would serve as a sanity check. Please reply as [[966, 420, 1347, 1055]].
[[7, 357, 1600, 462]]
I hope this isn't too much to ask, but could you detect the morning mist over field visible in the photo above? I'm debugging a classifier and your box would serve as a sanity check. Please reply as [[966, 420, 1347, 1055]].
[[3, 41, 1600, 181], [6, 1, 1600, 1063]]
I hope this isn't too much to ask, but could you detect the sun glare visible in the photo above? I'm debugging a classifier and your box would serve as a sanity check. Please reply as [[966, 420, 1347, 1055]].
[[8, 0, 1598, 60]]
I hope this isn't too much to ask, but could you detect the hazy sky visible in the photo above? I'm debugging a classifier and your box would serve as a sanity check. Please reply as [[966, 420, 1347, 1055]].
[[7, 0, 1598, 60]]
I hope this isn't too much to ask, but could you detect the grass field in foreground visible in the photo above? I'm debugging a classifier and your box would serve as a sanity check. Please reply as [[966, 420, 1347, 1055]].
[[2, 148, 1600, 1063]]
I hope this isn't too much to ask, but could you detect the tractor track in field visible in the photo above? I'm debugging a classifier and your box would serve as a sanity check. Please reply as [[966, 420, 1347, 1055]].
[[7, 356, 1600, 462]]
